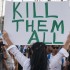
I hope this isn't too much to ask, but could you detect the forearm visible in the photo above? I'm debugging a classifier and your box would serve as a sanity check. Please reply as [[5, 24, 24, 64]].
[[63, 40, 70, 50], [8, 46, 28, 67], [5, 38, 13, 47]]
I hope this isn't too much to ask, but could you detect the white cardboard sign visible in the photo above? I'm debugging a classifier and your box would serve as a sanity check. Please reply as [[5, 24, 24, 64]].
[[4, 1, 70, 45]]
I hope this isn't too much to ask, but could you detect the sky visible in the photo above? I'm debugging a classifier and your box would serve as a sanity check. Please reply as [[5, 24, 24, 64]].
[[0, 0, 68, 17]]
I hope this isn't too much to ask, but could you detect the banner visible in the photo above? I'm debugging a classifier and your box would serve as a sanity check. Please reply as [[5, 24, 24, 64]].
[[4, 1, 70, 45]]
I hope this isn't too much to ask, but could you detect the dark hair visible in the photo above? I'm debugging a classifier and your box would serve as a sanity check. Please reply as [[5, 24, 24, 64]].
[[30, 42, 48, 70]]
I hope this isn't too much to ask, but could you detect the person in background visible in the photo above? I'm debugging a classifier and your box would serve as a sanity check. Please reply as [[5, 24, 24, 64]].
[[47, 45, 66, 70], [2, 45, 15, 70], [2, 31, 70, 70], [46, 45, 52, 54], [0, 38, 8, 70], [65, 46, 70, 70], [6, 49, 15, 70], [0, 31, 15, 70]]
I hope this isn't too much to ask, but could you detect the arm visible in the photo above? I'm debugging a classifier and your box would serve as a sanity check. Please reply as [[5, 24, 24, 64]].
[[3, 31, 29, 67], [63, 33, 70, 50], [50, 34, 70, 68]]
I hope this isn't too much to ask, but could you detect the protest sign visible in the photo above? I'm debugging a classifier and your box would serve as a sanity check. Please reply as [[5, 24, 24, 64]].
[[4, 1, 70, 45]]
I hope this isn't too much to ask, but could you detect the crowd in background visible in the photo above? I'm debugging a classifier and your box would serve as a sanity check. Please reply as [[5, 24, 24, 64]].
[[0, 40, 70, 70]]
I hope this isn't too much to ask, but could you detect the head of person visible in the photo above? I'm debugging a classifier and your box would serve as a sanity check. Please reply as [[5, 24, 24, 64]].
[[30, 42, 48, 70], [51, 45, 59, 54]]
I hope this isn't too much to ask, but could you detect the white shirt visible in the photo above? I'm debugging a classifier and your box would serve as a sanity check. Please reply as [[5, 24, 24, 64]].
[[48, 53, 66, 70], [7, 45, 69, 70]]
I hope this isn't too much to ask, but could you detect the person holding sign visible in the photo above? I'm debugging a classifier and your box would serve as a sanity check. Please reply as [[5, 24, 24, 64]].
[[2, 31, 70, 70]]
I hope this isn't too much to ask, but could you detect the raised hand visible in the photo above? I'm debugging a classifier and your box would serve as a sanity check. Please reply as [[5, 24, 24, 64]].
[[3, 30, 9, 41]]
